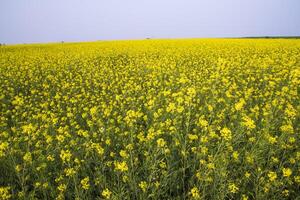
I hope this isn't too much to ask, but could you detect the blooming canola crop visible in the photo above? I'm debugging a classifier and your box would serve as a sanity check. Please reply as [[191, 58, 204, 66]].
[[0, 39, 299, 199]]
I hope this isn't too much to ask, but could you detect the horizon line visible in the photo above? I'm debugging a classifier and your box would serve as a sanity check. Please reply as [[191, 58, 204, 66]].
[[1, 35, 300, 46]]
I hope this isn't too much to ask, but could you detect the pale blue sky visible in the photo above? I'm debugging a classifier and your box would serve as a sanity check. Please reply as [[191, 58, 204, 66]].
[[0, 0, 299, 44]]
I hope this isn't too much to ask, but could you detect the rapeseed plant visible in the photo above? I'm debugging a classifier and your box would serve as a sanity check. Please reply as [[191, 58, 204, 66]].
[[0, 39, 299, 199]]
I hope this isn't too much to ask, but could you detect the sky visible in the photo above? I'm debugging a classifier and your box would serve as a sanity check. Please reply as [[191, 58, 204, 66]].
[[0, 0, 300, 44]]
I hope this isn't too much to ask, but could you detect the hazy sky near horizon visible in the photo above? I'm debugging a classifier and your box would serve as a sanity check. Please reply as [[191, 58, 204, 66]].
[[0, 0, 300, 44]]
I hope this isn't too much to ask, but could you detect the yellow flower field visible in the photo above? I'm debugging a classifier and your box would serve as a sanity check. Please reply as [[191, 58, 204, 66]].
[[0, 39, 299, 199]]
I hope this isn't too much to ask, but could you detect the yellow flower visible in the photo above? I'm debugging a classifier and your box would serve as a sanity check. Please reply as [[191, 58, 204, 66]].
[[60, 150, 72, 163], [246, 154, 254, 164], [228, 183, 239, 193], [139, 181, 148, 192], [157, 138, 166, 148], [241, 116, 256, 129], [47, 155, 55, 161], [188, 134, 198, 141], [207, 162, 215, 169], [198, 118, 208, 128], [268, 171, 277, 182], [235, 98, 246, 111], [245, 172, 251, 178], [289, 158, 296, 164], [166, 103, 176, 113], [282, 168, 292, 177], [266, 134, 277, 144], [0, 142, 8, 158], [115, 161, 128, 172], [81, 177, 90, 190], [187, 87, 196, 97], [64, 168, 76, 177], [12, 96, 24, 106], [190, 187, 200, 199], [0, 186, 11, 200], [92, 143, 104, 156], [232, 151, 239, 161], [248, 137, 256, 143], [294, 176, 300, 183], [105, 139, 111, 145], [90, 106, 98, 116], [220, 127, 232, 141], [155, 181, 160, 188], [119, 150, 129, 159], [159, 161, 167, 169], [177, 106, 184, 113], [280, 124, 294, 134], [288, 137, 295, 143], [282, 189, 289, 197], [126, 144, 133, 151], [102, 188, 112, 199], [35, 182, 41, 188], [43, 182, 49, 188], [285, 104, 297, 118], [57, 184, 67, 192], [122, 175, 129, 182], [56, 135, 65, 143], [23, 152, 32, 163], [15, 165, 22, 173]]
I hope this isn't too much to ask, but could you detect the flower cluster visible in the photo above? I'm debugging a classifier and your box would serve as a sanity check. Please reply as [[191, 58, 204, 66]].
[[0, 39, 299, 199]]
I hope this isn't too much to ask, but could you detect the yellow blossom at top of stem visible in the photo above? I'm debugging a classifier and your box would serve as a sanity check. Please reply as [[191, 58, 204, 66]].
[[228, 183, 239, 193], [188, 134, 198, 141], [282, 168, 292, 177], [60, 149, 72, 163], [157, 138, 166, 148], [235, 98, 246, 111], [190, 187, 200, 199], [139, 181, 148, 192], [120, 150, 129, 158], [241, 116, 256, 129], [102, 188, 112, 199], [198, 117, 209, 128], [0, 186, 11, 200], [268, 171, 277, 182], [80, 177, 90, 190], [220, 127, 232, 141], [115, 161, 128, 172]]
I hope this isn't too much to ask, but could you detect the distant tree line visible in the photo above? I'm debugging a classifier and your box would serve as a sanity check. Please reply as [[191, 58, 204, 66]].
[[243, 36, 300, 39]]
